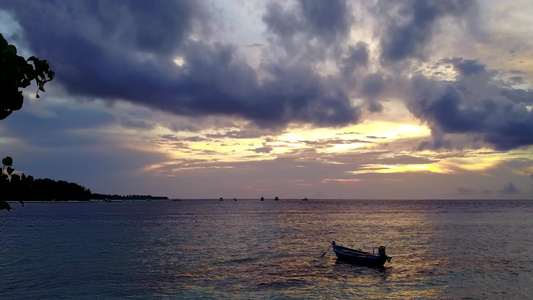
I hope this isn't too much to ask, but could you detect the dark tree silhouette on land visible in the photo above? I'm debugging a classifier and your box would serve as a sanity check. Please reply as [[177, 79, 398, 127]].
[[1, 156, 33, 210], [1, 158, 92, 208]]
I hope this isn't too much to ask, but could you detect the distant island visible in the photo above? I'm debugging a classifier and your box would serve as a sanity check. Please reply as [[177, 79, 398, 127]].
[[91, 194, 169, 201]]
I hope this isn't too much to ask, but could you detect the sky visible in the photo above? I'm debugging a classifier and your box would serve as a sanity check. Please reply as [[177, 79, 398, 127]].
[[1, 0, 533, 199]]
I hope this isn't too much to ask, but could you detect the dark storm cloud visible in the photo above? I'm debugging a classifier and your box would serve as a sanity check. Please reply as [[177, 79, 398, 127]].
[[117, 1, 197, 55], [361, 73, 385, 112], [340, 42, 369, 77], [408, 58, 533, 150], [454, 60, 486, 76], [501, 89, 533, 105], [263, 0, 352, 43], [262, 2, 301, 40], [3, 0, 361, 130], [376, 0, 474, 62], [442, 57, 486, 76], [298, 0, 352, 42], [262, 0, 353, 58], [250, 63, 361, 127]]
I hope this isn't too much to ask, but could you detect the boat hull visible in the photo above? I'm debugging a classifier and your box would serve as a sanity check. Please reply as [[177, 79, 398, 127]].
[[332, 243, 389, 268]]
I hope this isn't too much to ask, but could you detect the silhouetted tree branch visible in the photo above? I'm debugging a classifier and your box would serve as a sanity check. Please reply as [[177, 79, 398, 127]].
[[1, 33, 54, 211], [1, 33, 55, 120]]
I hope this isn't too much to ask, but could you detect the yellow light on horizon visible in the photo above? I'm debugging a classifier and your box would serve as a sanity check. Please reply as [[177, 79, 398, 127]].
[[443, 155, 502, 172], [349, 163, 447, 174]]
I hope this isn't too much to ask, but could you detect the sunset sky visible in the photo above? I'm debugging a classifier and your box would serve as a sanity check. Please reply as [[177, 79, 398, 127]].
[[1, 0, 532, 199]]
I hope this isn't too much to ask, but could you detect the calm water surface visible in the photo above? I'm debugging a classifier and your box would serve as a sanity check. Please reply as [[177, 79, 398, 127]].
[[1, 200, 532, 299]]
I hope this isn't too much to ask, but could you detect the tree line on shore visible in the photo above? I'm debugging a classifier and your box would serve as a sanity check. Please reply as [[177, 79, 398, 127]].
[[0, 156, 168, 211], [0, 174, 168, 204], [0, 175, 92, 203]]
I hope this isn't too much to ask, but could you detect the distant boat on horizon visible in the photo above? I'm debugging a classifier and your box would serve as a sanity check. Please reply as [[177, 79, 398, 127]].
[[274, 196, 279, 201], [302, 197, 308, 201], [260, 196, 264, 201], [219, 197, 223, 201]]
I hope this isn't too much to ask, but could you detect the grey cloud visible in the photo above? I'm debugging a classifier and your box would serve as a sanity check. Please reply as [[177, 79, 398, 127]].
[[408, 65, 533, 150], [442, 57, 486, 76], [417, 139, 452, 151], [457, 187, 474, 194], [159, 135, 182, 142], [5, 1, 202, 55], [205, 129, 272, 139], [117, 115, 155, 130], [299, 0, 352, 43], [499, 182, 520, 194], [159, 135, 207, 143], [457, 187, 494, 195], [341, 42, 369, 77], [262, 0, 353, 59], [262, 2, 301, 40], [263, 0, 353, 43], [2, 106, 115, 148], [376, 155, 437, 165], [253, 145, 273, 153], [121, 1, 198, 55], [509, 76, 523, 85], [301, 138, 373, 148], [362, 73, 385, 112], [4, 0, 362, 130], [501, 89, 533, 105], [455, 60, 486, 76], [376, 0, 474, 62]]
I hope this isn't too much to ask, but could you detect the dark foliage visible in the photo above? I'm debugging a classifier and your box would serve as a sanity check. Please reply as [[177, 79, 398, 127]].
[[0, 176, 92, 203], [1, 156, 92, 209], [0, 33, 54, 120]]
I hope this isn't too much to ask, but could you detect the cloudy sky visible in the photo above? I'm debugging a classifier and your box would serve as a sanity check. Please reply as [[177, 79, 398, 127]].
[[1, 0, 533, 199]]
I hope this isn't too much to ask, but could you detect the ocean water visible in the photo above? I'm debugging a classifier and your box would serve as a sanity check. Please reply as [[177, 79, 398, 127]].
[[1, 199, 532, 299]]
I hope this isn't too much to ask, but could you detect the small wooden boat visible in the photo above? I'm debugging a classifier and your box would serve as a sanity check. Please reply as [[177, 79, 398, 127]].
[[331, 241, 391, 267]]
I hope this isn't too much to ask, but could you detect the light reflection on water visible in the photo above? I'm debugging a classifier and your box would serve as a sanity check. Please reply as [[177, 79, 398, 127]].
[[0, 200, 532, 299]]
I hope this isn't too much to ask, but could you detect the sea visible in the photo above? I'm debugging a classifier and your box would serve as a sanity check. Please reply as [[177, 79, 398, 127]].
[[1, 199, 532, 299]]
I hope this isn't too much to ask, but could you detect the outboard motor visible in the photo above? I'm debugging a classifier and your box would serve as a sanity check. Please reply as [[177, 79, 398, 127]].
[[378, 246, 392, 262], [378, 246, 386, 257]]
